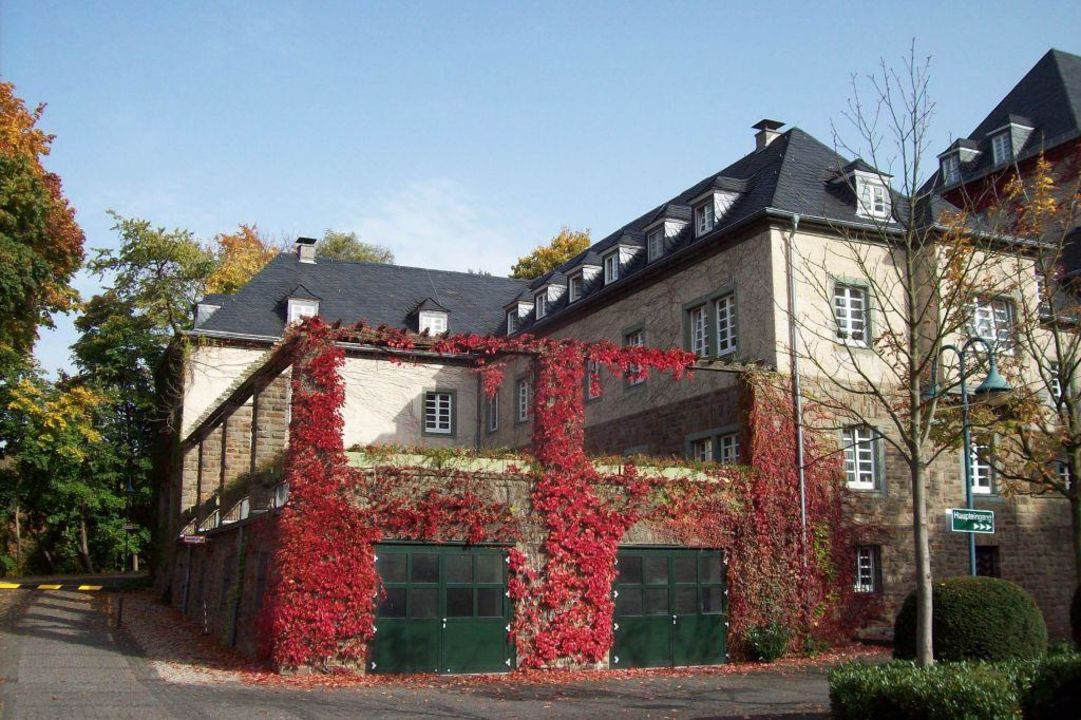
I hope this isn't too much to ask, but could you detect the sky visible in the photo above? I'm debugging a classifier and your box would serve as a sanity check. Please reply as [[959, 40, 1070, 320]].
[[2, 0, 1080, 376]]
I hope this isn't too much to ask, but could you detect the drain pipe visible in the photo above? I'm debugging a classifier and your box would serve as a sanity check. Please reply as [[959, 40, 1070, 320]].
[[784, 213, 809, 566]]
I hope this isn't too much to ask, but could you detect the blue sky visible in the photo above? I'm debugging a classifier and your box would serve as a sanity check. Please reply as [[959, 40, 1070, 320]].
[[3, 0, 1080, 375]]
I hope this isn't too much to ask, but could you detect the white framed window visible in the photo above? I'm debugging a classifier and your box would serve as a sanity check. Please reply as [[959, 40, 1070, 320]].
[[834, 284, 868, 345], [507, 310, 519, 335], [534, 292, 547, 319], [688, 304, 708, 357], [718, 433, 739, 464], [603, 253, 619, 284], [991, 132, 1011, 166], [857, 179, 890, 219], [690, 437, 713, 462], [714, 293, 736, 355], [843, 425, 877, 490], [970, 442, 993, 495], [1035, 269, 1052, 317], [941, 154, 961, 185], [968, 298, 1013, 351], [287, 298, 319, 325], [854, 545, 880, 593], [423, 391, 453, 435], [623, 328, 645, 385], [1058, 461, 1073, 491], [516, 378, 531, 422], [695, 200, 716, 237], [585, 360, 602, 400], [487, 393, 499, 433], [419, 311, 447, 335], [568, 274, 583, 302], [1050, 361, 1062, 404], [647, 228, 664, 262]]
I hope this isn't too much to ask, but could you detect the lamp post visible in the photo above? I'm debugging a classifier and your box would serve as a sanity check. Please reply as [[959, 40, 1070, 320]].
[[925, 337, 1012, 576]]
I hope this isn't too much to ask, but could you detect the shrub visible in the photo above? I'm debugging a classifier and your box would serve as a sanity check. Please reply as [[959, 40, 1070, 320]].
[[829, 661, 1022, 720], [1022, 654, 1081, 720], [894, 577, 1047, 662], [745, 621, 791, 662], [1071, 584, 1081, 648]]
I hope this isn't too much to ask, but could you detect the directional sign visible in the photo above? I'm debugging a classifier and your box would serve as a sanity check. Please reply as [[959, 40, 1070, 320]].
[[180, 534, 207, 545], [951, 508, 995, 534]]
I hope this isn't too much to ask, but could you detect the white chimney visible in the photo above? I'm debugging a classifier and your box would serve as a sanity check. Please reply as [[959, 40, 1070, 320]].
[[295, 236, 317, 263], [753, 119, 784, 151]]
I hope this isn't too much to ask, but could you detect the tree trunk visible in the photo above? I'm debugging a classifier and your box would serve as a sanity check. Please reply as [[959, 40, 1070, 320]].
[[77, 513, 94, 573], [911, 459, 934, 666], [13, 498, 21, 572], [1070, 491, 1081, 588]]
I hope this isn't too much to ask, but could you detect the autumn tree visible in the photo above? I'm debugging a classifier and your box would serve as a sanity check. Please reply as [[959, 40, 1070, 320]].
[[204, 224, 281, 294], [317, 229, 394, 264], [510, 227, 590, 279], [0, 81, 84, 359]]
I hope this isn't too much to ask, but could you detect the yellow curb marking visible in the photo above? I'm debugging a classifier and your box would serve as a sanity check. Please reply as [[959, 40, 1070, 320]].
[[36, 584, 62, 590], [77, 585, 103, 591], [0, 582, 20, 589]]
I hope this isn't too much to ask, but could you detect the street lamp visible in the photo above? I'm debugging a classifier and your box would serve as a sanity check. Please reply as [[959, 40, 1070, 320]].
[[924, 337, 1012, 576]]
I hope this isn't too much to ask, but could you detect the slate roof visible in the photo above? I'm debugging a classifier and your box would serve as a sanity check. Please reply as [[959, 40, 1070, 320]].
[[515, 126, 898, 332], [192, 255, 529, 339]]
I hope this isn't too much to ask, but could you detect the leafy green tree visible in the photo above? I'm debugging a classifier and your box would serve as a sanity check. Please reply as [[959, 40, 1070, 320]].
[[317, 229, 394, 264], [510, 227, 590, 279]]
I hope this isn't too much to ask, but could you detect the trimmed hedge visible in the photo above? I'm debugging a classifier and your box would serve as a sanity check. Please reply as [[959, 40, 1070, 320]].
[[894, 577, 1047, 662], [1071, 584, 1081, 648], [1022, 654, 1081, 720], [829, 661, 1021, 720]]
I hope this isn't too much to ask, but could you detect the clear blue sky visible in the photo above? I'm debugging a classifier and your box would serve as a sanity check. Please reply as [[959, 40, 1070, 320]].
[[3, 0, 1080, 375]]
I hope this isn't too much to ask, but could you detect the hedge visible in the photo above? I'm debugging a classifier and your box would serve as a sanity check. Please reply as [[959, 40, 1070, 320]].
[[894, 577, 1047, 662], [1071, 584, 1081, 648], [1022, 654, 1081, 720]]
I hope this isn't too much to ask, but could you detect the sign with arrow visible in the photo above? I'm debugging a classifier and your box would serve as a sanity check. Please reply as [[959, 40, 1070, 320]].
[[951, 508, 995, 534]]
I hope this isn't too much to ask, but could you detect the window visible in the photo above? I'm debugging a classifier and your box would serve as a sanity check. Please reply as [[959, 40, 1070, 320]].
[[534, 292, 547, 319], [423, 391, 454, 435], [603, 253, 619, 284], [419, 311, 447, 335], [714, 293, 737, 355], [695, 200, 716, 236], [516, 378, 531, 422], [854, 545, 881, 593], [647, 228, 664, 262], [843, 425, 878, 490], [688, 304, 708, 357], [568, 274, 583, 302], [991, 132, 1011, 166], [941, 154, 961, 185], [1058, 461, 1073, 491], [970, 442, 993, 495], [1050, 361, 1062, 404], [1035, 269, 1051, 317], [287, 298, 319, 325], [834, 284, 868, 345], [585, 360, 602, 401], [506, 310, 519, 335], [718, 433, 739, 464], [975, 546, 1000, 578], [623, 328, 645, 386], [690, 437, 713, 462], [487, 393, 499, 433], [857, 179, 890, 219], [968, 298, 1013, 351]]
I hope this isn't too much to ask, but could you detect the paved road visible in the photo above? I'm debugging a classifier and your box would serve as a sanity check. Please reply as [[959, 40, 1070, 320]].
[[0, 589, 831, 719]]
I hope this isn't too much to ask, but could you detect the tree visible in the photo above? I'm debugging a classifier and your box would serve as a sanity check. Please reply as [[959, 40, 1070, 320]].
[[784, 50, 1017, 666], [990, 156, 1081, 583], [510, 227, 590, 279], [204, 224, 281, 294], [317, 230, 394, 264], [0, 81, 84, 357]]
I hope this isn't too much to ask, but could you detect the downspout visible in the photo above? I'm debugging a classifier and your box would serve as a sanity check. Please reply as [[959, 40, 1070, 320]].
[[784, 213, 809, 566], [475, 373, 484, 450]]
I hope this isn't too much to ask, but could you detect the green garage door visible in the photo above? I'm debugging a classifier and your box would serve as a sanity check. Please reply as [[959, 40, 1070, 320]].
[[611, 547, 726, 668], [371, 544, 511, 674]]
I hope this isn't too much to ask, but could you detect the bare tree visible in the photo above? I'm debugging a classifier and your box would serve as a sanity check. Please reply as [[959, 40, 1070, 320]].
[[782, 47, 1019, 666]]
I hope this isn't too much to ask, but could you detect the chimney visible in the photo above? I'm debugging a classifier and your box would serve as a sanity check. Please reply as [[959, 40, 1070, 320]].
[[752, 119, 784, 151], [295, 236, 317, 264]]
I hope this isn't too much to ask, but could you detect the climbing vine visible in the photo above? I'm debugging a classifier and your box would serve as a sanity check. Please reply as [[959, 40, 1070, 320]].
[[257, 317, 858, 671]]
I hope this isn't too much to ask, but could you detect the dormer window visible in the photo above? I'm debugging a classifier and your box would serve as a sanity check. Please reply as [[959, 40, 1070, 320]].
[[603, 252, 619, 284], [991, 132, 1011, 166], [856, 177, 891, 220], [695, 201, 716, 237], [287, 298, 319, 324], [534, 292, 547, 319], [568, 273, 583, 302], [419, 310, 448, 335], [647, 228, 664, 262], [941, 154, 961, 186], [507, 310, 519, 334]]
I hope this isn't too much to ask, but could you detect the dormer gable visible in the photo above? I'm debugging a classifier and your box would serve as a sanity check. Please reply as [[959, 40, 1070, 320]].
[[411, 297, 450, 335], [601, 233, 644, 285], [937, 138, 982, 187], [503, 290, 534, 334], [644, 203, 691, 262], [531, 272, 567, 319], [194, 293, 227, 327], [836, 159, 893, 220], [689, 176, 747, 237], [565, 253, 602, 302], [988, 114, 1035, 167], [284, 284, 321, 324]]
